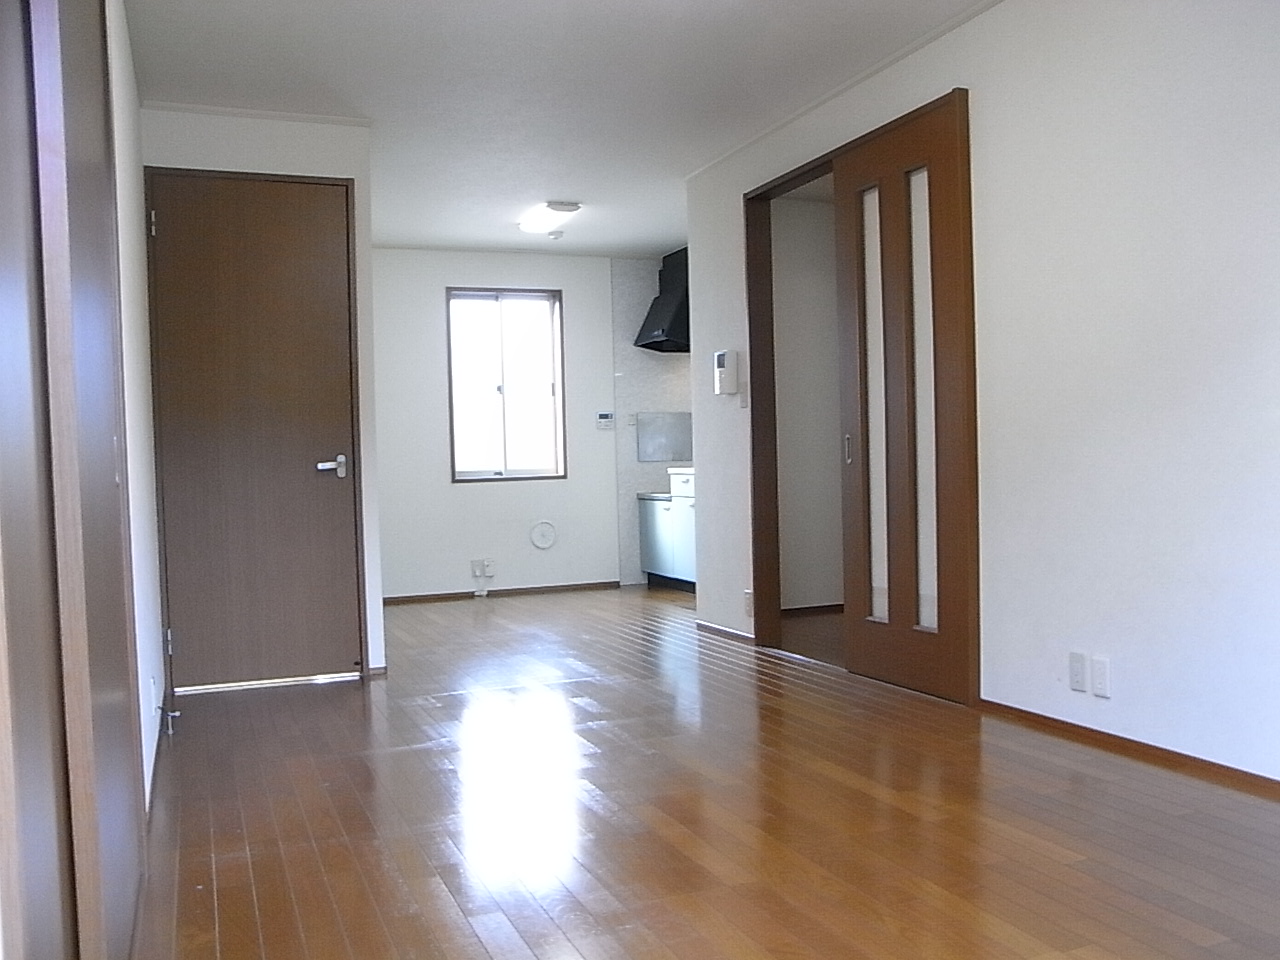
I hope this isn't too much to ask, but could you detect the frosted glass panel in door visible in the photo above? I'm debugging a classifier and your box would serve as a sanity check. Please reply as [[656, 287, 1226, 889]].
[[910, 168, 938, 631], [863, 187, 889, 622]]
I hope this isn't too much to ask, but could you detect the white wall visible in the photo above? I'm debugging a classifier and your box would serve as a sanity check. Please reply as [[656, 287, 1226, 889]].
[[106, 0, 165, 803], [688, 0, 1280, 779], [375, 249, 619, 596], [140, 108, 386, 669], [772, 196, 842, 609], [611, 258, 692, 585]]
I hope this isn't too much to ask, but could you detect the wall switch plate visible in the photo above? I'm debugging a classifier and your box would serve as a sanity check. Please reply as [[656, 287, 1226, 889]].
[[470, 559, 484, 577], [744, 589, 754, 618], [483, 558, 495, 576], [1091, 656, 1111, 698], [1069, 652, 1088, 692]]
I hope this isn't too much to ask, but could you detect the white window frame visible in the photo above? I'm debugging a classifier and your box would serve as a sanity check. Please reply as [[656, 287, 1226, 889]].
[[446, 287, 567, 482]]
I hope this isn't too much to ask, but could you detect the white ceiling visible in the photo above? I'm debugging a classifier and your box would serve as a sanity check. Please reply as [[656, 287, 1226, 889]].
[[124, 0, 997, 257]]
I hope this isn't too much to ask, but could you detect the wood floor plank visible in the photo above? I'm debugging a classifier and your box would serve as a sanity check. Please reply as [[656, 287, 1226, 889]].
[[465, 909, 541, 960], [661, 892, 783, 960], [534, 872, 678, 960], [248, 840, 308, 960], [474, 882, 591, 960], [380, 834, 493, 960], [276, 839, 356, 960], [313, 837, 400, 958], [213, 850, 263, 959], [347, 836, 452, 960], [174, 841, 217, 958]]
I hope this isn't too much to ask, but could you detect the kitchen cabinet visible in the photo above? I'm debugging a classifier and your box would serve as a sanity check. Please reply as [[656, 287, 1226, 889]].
[[638, 494, 695, 583], [669, 496, 696, 582]]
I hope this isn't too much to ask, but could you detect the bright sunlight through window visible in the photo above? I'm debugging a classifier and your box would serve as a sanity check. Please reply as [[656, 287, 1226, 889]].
[[447, 289, 566, 480]]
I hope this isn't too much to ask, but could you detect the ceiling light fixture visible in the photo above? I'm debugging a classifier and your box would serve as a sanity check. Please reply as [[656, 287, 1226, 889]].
[[518, 201, 581, 234]]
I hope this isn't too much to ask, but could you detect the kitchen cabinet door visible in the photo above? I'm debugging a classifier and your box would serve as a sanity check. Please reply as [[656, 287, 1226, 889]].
[[639, 499, 672, 576], [639, 497, 695, 583], [671, 499, 696, 582]]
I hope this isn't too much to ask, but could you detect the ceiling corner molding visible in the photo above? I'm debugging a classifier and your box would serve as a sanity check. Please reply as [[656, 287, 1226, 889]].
[[140, 100, 372, 128]]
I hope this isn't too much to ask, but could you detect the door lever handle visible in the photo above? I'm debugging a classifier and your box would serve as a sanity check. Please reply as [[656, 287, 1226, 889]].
[[316, 454, 348, 479]]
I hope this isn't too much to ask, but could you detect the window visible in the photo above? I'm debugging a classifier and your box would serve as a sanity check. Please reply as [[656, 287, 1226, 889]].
[[447, 288, 566, 480]]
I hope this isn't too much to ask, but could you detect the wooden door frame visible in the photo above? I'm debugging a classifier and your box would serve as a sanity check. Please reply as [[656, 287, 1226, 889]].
[[744, 89, 979, 704], [1, 1, 80, 954], [25, 0, 149, 954], [145, 167, 370, 694]]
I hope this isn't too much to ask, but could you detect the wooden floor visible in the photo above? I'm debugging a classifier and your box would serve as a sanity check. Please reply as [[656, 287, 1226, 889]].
[[132, 587, 1280, 959]]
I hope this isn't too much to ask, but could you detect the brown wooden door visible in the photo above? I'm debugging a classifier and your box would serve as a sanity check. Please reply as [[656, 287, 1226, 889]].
[[833, 92, 978, 704], [148, 169, 364, 690]]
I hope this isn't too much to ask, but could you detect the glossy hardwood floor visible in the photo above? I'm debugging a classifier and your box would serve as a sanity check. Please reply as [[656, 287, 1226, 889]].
[[132, 587, 1280, 959]]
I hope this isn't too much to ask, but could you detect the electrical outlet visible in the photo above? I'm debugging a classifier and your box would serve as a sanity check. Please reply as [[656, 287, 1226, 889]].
[[1091, 656, 1111, 698], [744, 589, 754, 618], [1068, 652, 1087, 692], [483, 558, 495, 576], [470, 559, 484, 577]]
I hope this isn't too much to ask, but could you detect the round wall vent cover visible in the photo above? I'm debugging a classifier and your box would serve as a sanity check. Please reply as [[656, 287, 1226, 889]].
[[530, 521, 557, 549]]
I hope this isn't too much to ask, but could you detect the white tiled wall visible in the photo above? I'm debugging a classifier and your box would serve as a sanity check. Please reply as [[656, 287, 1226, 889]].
[[610, 258, 692, 585]]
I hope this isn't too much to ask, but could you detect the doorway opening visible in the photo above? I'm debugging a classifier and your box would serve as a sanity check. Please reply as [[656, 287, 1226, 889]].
[[744, 90, 979, 704]]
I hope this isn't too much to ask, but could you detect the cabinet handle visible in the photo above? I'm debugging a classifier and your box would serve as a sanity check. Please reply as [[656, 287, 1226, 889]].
[[844, 435, 853, 465]]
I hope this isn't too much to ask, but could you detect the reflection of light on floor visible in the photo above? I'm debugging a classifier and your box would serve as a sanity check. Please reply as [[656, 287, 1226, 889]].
[[656, 629, 702, 727], [458, 685, 580, 892]]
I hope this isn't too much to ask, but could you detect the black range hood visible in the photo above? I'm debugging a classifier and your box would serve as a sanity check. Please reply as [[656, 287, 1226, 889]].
[[634, 247, 689, 352]]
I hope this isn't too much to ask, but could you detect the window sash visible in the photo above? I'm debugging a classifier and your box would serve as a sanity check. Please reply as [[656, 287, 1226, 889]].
[[447, 289, 566, 481]]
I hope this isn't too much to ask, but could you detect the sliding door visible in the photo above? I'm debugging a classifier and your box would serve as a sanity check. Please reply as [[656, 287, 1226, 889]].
[[834, 91, 978, 704]]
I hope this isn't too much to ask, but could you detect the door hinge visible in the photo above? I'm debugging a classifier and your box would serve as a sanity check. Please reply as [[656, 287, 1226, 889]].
[[149, 209, 156, 237], [165, 627, 173, 656]]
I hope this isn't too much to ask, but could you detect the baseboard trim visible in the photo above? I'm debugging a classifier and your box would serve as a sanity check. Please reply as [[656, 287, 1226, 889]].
[[384, 591, 472, 605], [695, 620, 756, 644], [384, 581, 620, 605], [980, 700, 1280, 800], [175, 672, 360, 696]]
